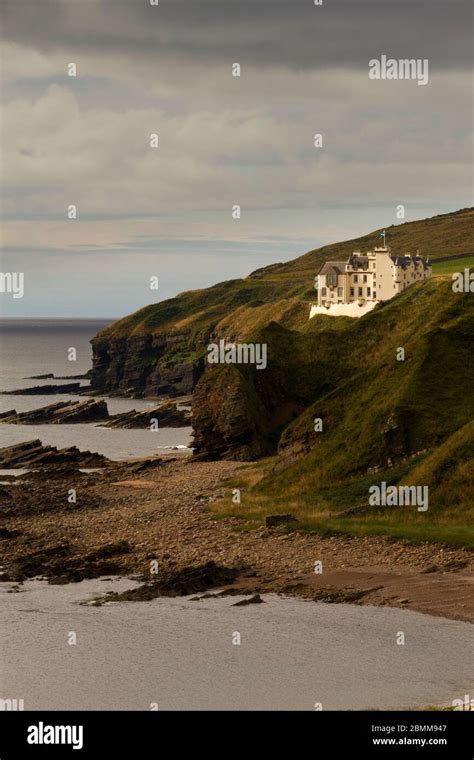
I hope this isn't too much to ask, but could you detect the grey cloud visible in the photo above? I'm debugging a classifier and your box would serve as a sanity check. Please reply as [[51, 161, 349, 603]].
[[1, 0, 472, 70]]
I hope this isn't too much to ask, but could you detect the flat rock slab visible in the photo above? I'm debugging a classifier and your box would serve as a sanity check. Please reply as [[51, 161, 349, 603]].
[[0, 399, 108, 424], [0, 439, 108, 468], [1, 383, 83, 395]]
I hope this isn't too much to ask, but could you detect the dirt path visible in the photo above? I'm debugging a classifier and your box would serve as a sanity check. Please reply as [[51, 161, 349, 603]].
[[2, 457, 473, 622]]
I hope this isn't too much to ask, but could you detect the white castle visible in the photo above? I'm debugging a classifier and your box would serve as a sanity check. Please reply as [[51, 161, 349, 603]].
[[310, 245, 432, 319]]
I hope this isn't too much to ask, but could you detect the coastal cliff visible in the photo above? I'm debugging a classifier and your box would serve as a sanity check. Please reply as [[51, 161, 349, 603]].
[[91, 330, 204, 397], [90, 208, 474, 465], [90, 208, 473, 400]]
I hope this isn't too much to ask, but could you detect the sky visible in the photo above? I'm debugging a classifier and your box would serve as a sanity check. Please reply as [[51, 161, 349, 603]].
[[1, 0, 472, 318]]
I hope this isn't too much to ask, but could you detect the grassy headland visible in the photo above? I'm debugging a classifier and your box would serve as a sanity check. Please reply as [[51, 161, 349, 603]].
[[90, 208, 474, 548]]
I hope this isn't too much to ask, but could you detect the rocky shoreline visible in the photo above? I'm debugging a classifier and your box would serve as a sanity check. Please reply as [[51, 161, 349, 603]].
[[0, 398, 191, 427], [1, 447, 473, 622]]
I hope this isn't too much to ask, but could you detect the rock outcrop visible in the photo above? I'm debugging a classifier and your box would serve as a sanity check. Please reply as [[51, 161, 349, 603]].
[[103, 401, 191, 428], [1, 382, 84, 395], [0, 399, 190, 429], [192, 365, 275, 460], [0, 400, 108, 424], [0, 439, 108, 468], [91, 331, 205, 398], [24, 372, 90, 380]]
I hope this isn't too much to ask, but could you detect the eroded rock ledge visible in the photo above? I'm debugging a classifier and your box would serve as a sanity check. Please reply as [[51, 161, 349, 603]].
[[1, 400, 108, 424], [0, 399, 191, 428], [0, 439, 108, 468]]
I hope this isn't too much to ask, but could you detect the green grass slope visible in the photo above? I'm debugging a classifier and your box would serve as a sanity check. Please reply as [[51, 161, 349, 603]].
[[205, 277, 474, 546]]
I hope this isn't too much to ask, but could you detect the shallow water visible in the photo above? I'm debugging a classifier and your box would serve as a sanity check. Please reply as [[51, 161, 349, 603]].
[[0, 423, 192, 460], [0, 579, 472, 711], [0, 320, 192, 457]]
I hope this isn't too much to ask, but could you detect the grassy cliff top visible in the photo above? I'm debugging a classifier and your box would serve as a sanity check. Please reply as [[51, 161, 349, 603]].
[[93, 207, 474, 343]]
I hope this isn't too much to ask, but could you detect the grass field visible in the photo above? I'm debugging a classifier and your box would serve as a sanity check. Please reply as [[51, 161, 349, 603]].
[[210, 454, 474, 548], [432, 255, 474, 275]]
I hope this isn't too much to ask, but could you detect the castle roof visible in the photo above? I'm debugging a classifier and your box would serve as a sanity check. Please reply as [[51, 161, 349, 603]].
[[347, 254, 370, 270], [390, 254, 430, 270], [318, 261, 347, 275], [318, 250, 431, 276]]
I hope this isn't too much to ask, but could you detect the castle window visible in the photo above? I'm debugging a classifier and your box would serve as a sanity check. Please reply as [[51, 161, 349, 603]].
[[350, 287, 354, 297], [337, 287, 343, 297], [354, 275, 358, 283], [327, 273, 337, 287], [367, 288, 371, 296], [363, 275, 367, 283], [358, 287, 363, 297], [321, 287, 327, 297]]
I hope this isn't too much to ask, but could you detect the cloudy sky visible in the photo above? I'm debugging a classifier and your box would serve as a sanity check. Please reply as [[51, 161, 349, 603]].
[[1, 0, 472, 317]]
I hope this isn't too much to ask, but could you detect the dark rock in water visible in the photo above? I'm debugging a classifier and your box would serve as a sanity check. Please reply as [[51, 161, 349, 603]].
[[24, 373, 54, 379], [5, 542, 128, 584], [265, 514, 298, 528], [0, 409, 17, 419], [312, 586, 384, 604], [103, 401, 190, 429], [233, 593, 264, 606], [25, 372, 91, 380], [0, 399, 109, 425], [7, 543, 71, 580], [190, 588, 258, 601], [92, 561, 239, 603], [18, 464, 87, 480], [0, 382, 83, 395], [0, 439, 108, 468]]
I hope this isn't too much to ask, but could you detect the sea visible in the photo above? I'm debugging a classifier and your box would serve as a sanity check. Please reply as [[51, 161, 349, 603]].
[[0, 319, 192, 460], [1, 578, 472, 710]]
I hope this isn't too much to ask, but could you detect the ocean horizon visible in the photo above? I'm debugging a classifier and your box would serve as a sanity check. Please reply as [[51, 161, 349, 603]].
[[0, 319, 192, 459]]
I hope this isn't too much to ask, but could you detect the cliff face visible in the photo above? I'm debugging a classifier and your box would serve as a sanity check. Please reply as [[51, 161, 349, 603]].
[[192, 366, 274, 460], [192, 279, 474, 471], [91, 332, 204, 397]]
